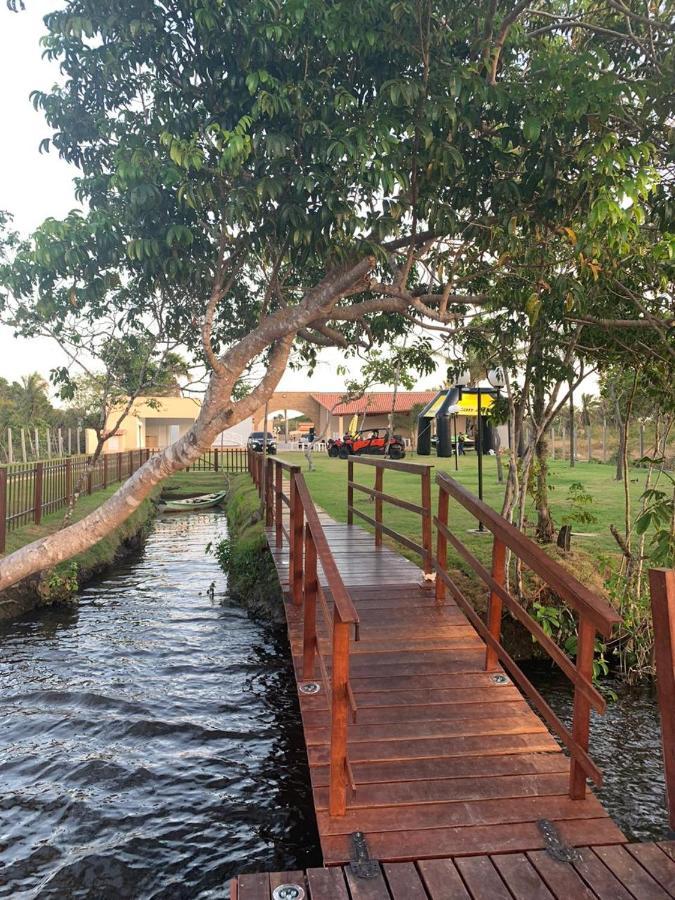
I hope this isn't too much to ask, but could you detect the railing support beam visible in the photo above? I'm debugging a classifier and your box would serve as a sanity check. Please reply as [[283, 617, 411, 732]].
[[485, 537, 507, 671], [569, 617, 595, 799], [303, 525, 318, 679], [650, 568, 675, 830], [329, 615, 350, 817]]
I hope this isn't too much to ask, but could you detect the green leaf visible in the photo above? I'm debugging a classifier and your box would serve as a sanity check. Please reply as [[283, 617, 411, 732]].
[[523, 117, 541, 142]]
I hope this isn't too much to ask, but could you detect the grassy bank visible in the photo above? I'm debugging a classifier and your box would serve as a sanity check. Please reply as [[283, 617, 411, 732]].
[[0, 485, 161, 619], [161, 471, 228, 498], [278, 452, 650, 578], [215, 474, 283, 619]]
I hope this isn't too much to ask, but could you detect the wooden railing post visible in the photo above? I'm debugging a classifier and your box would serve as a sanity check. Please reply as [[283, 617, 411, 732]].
[[289, 468, 304, 605], [0, 468, 7, 553], [329, 612, 350, 817], [347, 458, 354, 525], [435, 485, 449, 603], [265, 463, 274, 527], [103, 454, 108, 489], [485, 537, 507, 671], [374, 466, 383, 547], [421, 465, 432, 575], [214, 447, 219, 472], [303, 524, 318, 678], [65, 457, 73, 504], [649, 568, 675, 829], [275, 461, 283, 548], [34, 462, 44, 525], [569, 617, 595, 799]]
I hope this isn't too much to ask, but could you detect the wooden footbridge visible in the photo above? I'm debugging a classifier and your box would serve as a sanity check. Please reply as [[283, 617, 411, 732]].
[[230, 452, 675, 899]]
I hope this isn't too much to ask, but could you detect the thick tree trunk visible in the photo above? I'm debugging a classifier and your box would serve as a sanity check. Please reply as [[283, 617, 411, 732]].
[[0, 343, 292, 592], [535, 430, 555, 542], [533, 378, 554, 543], [569, 387, 575, 467]]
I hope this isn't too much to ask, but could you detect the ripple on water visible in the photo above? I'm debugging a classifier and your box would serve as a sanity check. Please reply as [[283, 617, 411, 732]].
[[0, 511, 320, 899]]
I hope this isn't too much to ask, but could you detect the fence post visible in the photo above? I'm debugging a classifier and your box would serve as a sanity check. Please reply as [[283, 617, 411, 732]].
[[374, 465, 383, 547], [0, 468, 7, 553], [649, 568, 675, 830], [485, 537, 507, 671], [87, 458, 93, 495], [117, 452, 122, 482], [289, 468, 304, 605], [303, 524, 318, 679], [347, 458, 354, 525], [34, 462, 44, 525], [435, 484, 449, 604], [569, 617, 595, 799], [275, 461, 283, 548], [265, 465, 274, 527], [214, 447, 219, 473], [329, 612, 350, 817], [65, 457, 73, 504], [421, 465, 433, 575], [103, 454, 108, 489]]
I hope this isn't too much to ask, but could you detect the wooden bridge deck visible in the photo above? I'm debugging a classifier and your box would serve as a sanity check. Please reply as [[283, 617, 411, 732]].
[[266, 512, 624, 866], [232, 840, 675, 898]]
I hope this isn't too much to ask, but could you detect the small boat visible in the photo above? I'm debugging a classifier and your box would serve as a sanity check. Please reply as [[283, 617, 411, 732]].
[[159, 491, 227, 512]]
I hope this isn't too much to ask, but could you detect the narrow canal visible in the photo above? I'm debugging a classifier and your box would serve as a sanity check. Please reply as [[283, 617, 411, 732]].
[[0, 511, 321, 899]]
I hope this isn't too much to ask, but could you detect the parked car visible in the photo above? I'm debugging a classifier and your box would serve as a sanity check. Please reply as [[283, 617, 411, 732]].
[[247, 431, 277, 454], [327, 429, 406, 460]]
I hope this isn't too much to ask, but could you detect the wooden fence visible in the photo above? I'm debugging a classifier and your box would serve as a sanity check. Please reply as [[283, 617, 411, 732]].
[[347, 455, 433, 575], [0, 450, 151, 553], [434, 470, 622, 800], [250, 451, 360, 817], [248, 450, 630, 814], [183, 448, 248, 473]]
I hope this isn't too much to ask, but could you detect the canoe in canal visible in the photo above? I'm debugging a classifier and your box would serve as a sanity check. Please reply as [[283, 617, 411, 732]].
[[159, 491, 227, 512]]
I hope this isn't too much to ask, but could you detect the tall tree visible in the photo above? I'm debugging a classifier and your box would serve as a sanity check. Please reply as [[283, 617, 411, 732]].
[[0, 0, 672, 589]]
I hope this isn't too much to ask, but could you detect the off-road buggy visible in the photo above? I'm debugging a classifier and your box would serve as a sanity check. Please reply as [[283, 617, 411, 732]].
[[327, 428, 406, 460]]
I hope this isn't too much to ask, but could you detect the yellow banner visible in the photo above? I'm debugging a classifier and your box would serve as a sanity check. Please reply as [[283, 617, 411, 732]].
[[455, 393, 494, 415]]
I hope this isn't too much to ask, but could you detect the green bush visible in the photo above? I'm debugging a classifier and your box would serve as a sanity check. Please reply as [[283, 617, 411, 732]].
[[214, 475, 283, 618]]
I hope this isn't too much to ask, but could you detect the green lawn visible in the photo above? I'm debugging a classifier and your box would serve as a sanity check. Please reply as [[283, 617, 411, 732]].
[[161, 471, 229, 498], [277, 451, 651, 578]]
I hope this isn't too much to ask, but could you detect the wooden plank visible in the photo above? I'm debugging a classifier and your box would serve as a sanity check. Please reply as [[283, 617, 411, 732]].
[[571, 847, 636, 900], [269, 872, 305, 891], [303, 700, 532, 728], [455, 856, 512, 900], [417, 858, 471, 900], [321, 818, 625, 865], [591, 845, 671, 899], [313, 773, 573, 810], [491, 853, 554, 900], [317, 795, 610, 837], [237, 872, 270, 900], [344, 864, 393, 900], [658, 841, 675, 862], [308, 731, 560, 766], [305, 713, 550, 746], [526, 850, 598, 900], [309, 750, 569, 787], [625, 842, 675, 895], [382, 862, 427, 899], [306, 866, 350, 899]]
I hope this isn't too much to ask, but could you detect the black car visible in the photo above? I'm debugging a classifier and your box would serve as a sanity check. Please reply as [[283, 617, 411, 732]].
[[247, 431, 277, 454]]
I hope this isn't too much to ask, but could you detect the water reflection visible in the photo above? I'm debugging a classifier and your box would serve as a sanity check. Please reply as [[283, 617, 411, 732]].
[[0, 511, 320, 899], [523, 660, 671, 842]]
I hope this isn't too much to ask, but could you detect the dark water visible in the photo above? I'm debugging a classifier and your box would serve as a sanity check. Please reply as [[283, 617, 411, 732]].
[[524, 661, 672, 842], [0, 511, 321, 899]]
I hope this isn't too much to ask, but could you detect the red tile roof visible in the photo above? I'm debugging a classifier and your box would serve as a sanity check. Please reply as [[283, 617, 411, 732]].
[[311, 391, 437, 416]]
